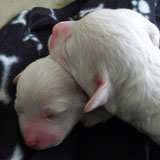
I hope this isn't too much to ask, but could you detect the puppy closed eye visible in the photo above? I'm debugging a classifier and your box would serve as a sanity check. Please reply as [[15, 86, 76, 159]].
[[42, 108, 57, 121], [46, 113, 57, 120]]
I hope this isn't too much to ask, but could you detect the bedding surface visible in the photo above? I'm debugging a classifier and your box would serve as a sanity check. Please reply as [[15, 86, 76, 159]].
[[0, 0, 160, 159]]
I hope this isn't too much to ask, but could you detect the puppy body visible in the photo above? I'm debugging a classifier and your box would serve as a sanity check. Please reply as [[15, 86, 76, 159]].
[[14, 55, 88, 150], [49, 9, 160, 144]]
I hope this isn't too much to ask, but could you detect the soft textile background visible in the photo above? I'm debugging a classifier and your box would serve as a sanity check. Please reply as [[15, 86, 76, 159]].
[[0, 0, 160, 159], [0, 0, 74, 29]]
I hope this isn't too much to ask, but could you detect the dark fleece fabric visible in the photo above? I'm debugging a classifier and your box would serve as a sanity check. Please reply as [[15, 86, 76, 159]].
[[0, 0, 160, 159]]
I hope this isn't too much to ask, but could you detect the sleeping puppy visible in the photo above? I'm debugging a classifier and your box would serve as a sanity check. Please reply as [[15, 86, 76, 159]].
[[14, 55, 88, 150], [48, 8, 160, 144]]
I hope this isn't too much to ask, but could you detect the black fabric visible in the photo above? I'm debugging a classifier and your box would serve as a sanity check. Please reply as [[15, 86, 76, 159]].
[[156, 0, 160, 29], [0, 0, 160, 159]]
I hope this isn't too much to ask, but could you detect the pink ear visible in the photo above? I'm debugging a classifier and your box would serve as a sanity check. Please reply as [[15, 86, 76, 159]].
[[13, 74, 21, 84], [84, 80, 111, 113]]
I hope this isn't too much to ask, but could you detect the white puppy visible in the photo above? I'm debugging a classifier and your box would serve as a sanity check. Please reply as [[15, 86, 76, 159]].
[[48, 9, 160, 144], [14, 55, 88, 150]]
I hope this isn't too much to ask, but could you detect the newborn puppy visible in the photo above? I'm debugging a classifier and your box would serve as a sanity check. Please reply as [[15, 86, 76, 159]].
[[48, 9, 160, 144], [14, 55, 88, 150]]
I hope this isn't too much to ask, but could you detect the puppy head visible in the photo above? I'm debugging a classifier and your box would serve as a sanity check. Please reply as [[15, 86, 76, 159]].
[[48, 9, 160, 113], [49, 8, 160, 73], [14, 56, 87, 150]]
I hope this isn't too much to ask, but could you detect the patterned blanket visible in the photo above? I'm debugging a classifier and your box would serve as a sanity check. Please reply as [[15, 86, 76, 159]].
[[0, 0, 160, 159]]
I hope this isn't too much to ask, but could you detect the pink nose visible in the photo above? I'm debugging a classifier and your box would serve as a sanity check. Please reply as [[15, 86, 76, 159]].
[[52, 21, 74, 35], [23, 124, 62, 149]]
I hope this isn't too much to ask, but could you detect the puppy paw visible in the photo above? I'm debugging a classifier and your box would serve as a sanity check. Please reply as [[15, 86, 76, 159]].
[[81, 107, 112, 127]]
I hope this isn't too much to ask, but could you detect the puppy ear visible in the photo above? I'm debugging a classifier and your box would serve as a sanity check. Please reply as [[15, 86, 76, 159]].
[[13, 73, 21, 84], [84, 80, 111, 113]]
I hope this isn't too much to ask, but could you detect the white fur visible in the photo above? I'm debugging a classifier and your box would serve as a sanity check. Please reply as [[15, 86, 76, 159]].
[[14, 56, 88, 150], [49, 9, 160, 144]]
